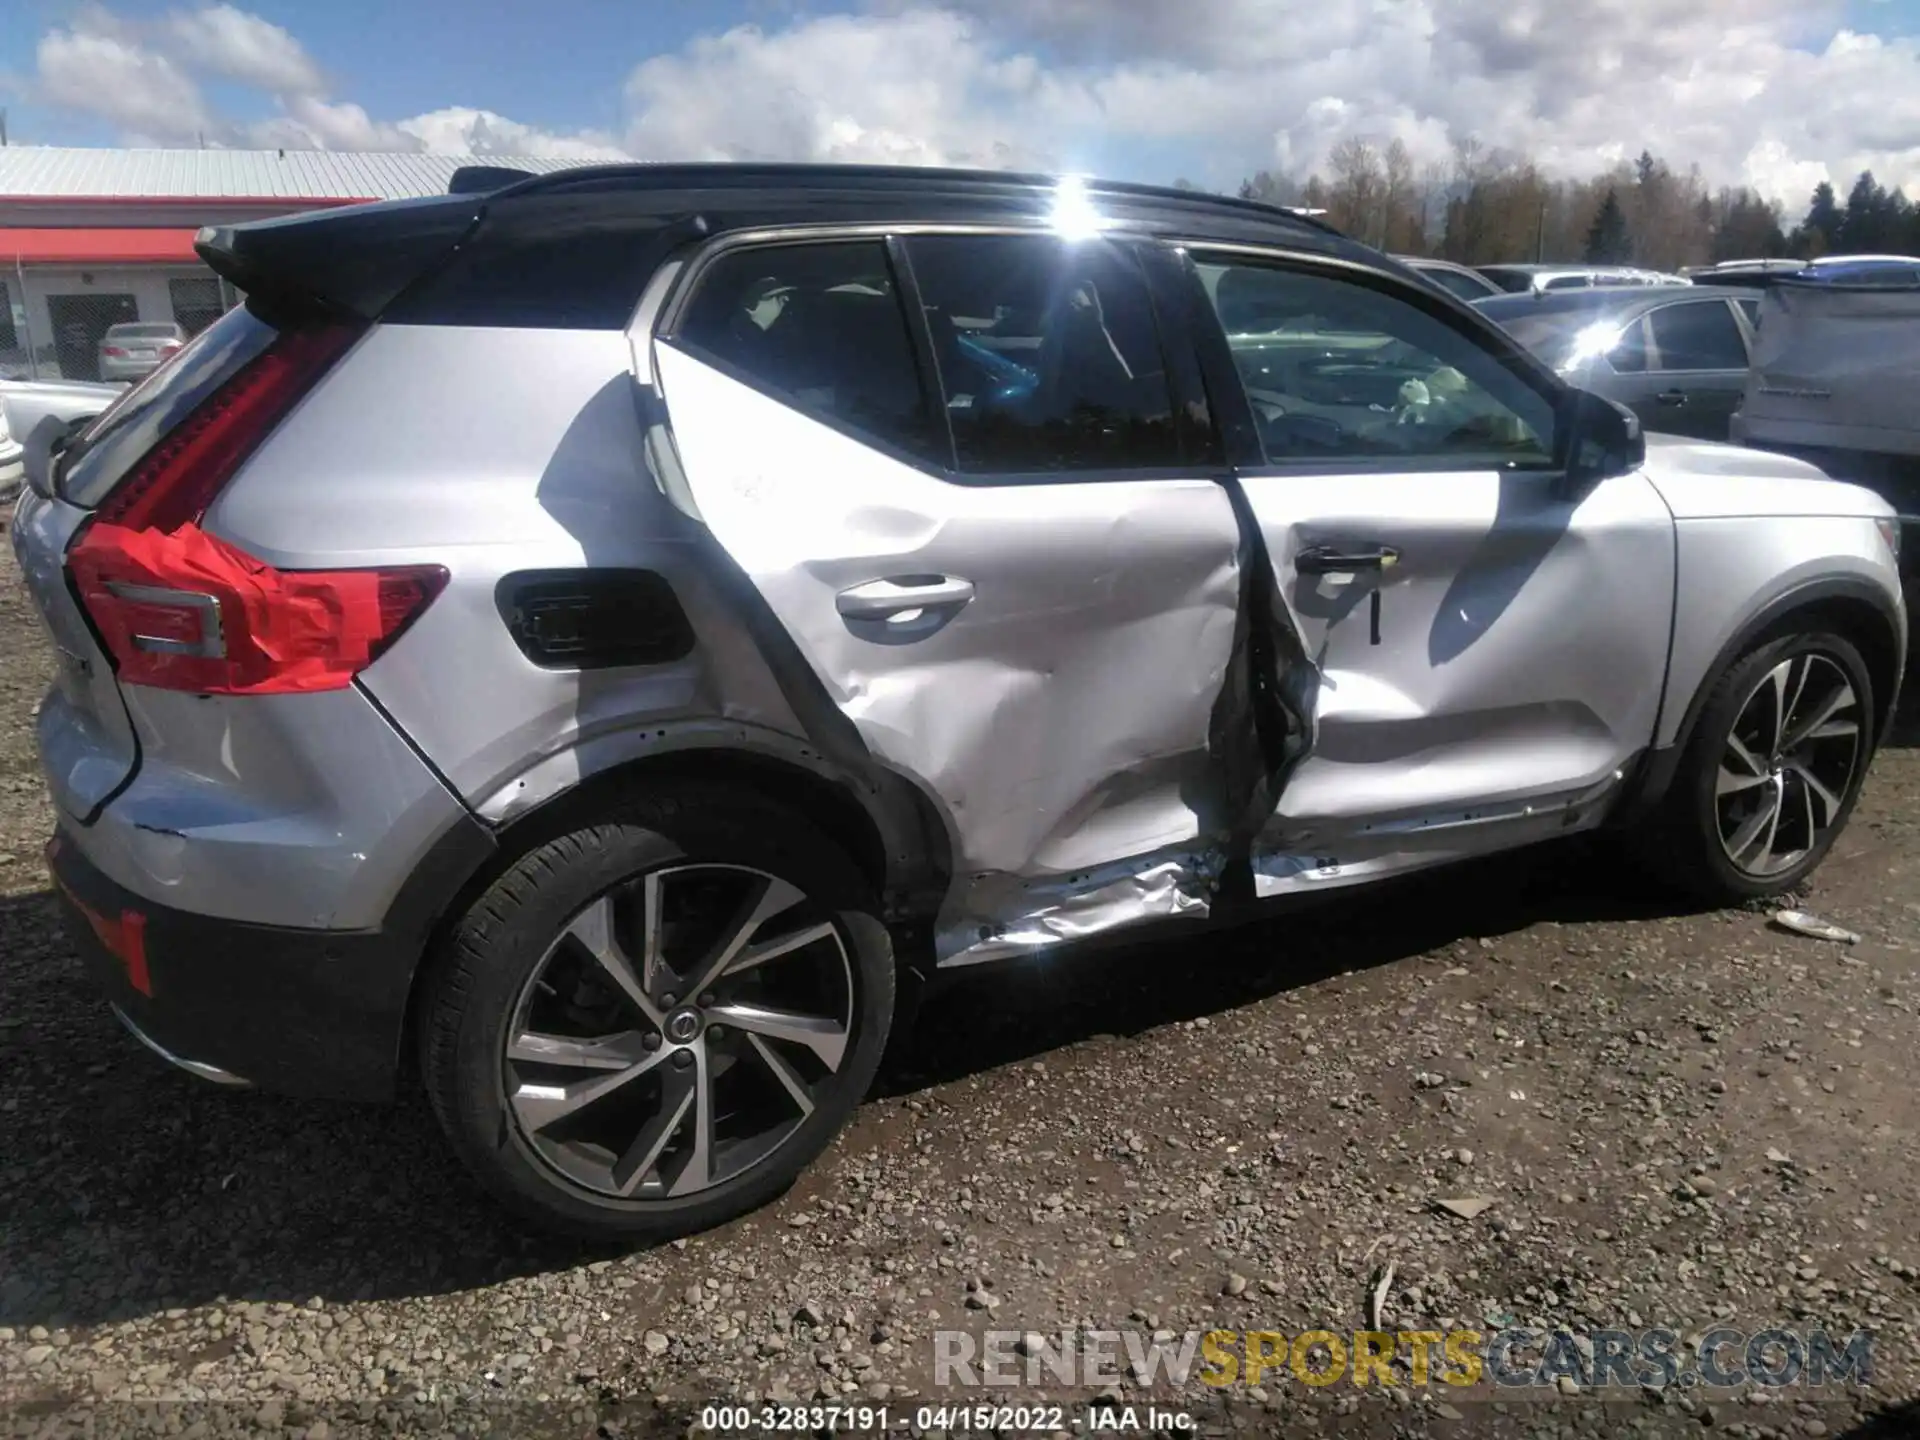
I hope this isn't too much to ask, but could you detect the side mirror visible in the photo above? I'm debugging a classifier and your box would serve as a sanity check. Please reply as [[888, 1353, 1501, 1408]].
[[1556, 388, 1645, 499], [22, 413, 78, 501]]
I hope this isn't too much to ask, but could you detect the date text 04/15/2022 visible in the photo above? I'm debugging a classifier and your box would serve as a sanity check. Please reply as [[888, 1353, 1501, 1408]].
[[697, 1403, 1195, 1432]]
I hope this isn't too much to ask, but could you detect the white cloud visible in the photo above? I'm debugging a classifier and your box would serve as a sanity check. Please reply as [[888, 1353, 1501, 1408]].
[[622, 12, 1060, 168], [36, 24, 214, 145], [24, 0, 1920, 211], [397, 107, 628, 161], [167, 3, 325, 96]]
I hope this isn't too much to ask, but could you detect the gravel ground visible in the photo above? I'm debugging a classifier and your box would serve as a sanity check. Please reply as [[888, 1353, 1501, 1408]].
[[1, 514, 1917, 1440]]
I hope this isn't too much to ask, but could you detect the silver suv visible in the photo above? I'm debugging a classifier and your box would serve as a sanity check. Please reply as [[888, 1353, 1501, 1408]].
[[12, 165, 1906, 1240]]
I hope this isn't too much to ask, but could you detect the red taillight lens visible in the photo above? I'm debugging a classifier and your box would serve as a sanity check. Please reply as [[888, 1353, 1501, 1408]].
[[96, 322, 361, 532], [69, 521, 445, 694], [63, 319, 422, 695], [102, 346, 129, 358]]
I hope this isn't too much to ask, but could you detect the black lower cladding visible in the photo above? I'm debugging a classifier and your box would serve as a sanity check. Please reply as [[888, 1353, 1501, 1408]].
[[49, 814, 496, 1102]]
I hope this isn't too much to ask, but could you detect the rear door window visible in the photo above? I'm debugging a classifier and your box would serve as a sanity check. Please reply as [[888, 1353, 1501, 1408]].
[[669, 239, 945, 466], [1648, 300, 1748, 371], [902, 234, 1180, 474]]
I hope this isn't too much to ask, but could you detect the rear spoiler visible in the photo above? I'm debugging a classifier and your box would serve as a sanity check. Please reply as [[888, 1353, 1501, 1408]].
[[448, 165, 535, 195], [194, 195, 485, 322]]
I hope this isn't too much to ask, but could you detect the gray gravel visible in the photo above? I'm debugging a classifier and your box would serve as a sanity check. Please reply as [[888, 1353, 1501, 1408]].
[[2, 520, 1918, 1439]]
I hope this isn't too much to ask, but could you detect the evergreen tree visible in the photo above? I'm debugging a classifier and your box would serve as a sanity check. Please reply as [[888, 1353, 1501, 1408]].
[[1585, 188, 1632, 263], [1800, 181, 1844, 256]]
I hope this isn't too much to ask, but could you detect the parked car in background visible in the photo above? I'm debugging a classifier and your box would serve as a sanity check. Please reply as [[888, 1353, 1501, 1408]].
[[1393, 255, 1504, 302], [0, 375, 127, 498], [1479, 263, 1691, 295], [0, 404, 20, 502], [1474, 285, 1758, 441], [1733, 270, 1920, 571], [13, 164, 1904, 1241], [1684, 256, 1920, 291], [96, 322, 186, 383]]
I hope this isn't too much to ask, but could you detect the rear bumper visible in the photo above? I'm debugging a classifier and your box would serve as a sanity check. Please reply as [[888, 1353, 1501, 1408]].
[[47, 824, 481, 1102]]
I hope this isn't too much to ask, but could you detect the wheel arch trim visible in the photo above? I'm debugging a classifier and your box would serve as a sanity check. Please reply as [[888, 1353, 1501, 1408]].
[[1614, 573, 1905, 825]]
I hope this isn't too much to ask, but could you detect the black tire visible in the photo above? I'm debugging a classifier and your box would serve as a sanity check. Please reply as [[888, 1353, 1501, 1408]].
[[419, 784, 894, 1242], [1642, 629, 1875, 904]]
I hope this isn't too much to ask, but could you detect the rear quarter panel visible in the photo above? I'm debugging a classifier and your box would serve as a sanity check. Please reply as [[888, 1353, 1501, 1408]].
[[203, 323, 808, 808]]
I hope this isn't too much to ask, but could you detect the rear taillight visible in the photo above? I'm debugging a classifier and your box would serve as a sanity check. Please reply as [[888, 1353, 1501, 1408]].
[[67, 319, 446, 695], [69, 524, 445, 694], [102, 346, 128, 358], [95, 322, 361, 532]]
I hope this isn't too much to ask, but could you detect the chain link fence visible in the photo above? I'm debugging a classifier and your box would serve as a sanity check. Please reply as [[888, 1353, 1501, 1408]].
[[0, 265, 240, 383]]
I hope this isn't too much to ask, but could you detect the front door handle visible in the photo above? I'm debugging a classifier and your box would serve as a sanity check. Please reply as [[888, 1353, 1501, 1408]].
[[835, 574, 976, 621], [1656, 389, 1689, 406], [1296, 543, 1401, 576]]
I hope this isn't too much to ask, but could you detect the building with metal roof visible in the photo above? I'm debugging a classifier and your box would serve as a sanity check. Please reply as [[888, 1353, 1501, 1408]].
[[0, 147, 598, 382]]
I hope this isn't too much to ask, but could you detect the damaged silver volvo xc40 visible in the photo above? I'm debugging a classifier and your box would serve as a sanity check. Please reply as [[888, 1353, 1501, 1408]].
[[13, 165, 1906, 1239]]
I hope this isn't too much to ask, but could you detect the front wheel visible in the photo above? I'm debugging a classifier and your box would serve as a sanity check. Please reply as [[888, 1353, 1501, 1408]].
[[419, 786, 894, 1241], [1644, 630, 1875, 903]]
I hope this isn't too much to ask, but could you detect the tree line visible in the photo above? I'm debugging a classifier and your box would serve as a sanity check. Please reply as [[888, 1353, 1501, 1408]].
[[1187, 140, 1919, 270]]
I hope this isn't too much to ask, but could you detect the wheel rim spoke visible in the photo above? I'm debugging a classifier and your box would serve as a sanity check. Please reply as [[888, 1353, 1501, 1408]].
[[725, 920, 838, 979], [1724, 732, 1767, 779], [680, 875, 807, 1001], [665, 1043, 716, 1197], [504, 861, 854, 1202], [707, 1000, 849, 1071], [1781, 681, 1856, 751], [1790, 761, 1844, 827], [610, 1061, 695, 1195], [508, 1029, 653, 1070], [511, 1045, 671, 1133], [567, 897, 664, 1026], [1716, 764, 1769, 797], [1725, 778, 1784, 866], [1763, 659, 1795, 756], [746, 1032, 817, 1117]]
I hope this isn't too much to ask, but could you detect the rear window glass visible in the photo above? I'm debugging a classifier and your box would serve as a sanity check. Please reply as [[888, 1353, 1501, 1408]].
[[671, 239, 946, 465], [107, 324, 181, 339], [1648, 301, 1746, 370], [904, 234, 1179, 474], [59, 303, 277, 508]]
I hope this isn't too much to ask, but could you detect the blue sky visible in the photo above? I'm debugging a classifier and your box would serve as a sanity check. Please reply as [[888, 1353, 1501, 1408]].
[[4, 0, 1919, 202]]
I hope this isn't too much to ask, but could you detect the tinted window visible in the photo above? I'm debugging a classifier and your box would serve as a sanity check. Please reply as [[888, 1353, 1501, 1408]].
[[1737, 298, 1761, 330], [1421, 266, 1498, 302], [1648, 301, 1746, 370], [107, 323, 182, 339], [673, 240, 944, 464], [904, 235, 1178, 473], [1609, 316, 1650, 373], [1195, 259, 1557, 468]]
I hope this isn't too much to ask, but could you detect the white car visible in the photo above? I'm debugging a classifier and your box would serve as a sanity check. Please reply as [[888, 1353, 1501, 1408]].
[[0, 404, 20, 503]]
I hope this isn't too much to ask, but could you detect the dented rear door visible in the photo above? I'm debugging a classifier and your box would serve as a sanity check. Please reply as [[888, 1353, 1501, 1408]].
[[653, 232, 1246, 963]]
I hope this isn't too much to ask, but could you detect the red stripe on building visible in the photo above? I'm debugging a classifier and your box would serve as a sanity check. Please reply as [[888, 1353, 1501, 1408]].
[[0, 227, 204, 264]]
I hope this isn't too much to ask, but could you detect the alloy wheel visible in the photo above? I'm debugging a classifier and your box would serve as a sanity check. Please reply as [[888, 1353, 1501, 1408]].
[[502, 864, 854, 1200], [1715, 651, 1863, 878]]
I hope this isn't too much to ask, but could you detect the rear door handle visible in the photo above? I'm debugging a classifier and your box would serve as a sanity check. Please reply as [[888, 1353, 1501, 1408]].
[[1296, 543, 1401, 576], [835, 574, 976, 620], [1656, 389, 1689, 406]]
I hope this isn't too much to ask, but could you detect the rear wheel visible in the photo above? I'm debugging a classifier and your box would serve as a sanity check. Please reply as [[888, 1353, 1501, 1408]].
[[420, 786, 893, 1241], [1645, 630, 1874, 903]]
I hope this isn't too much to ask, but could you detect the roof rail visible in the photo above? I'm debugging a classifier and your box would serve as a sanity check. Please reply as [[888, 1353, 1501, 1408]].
[[465, 160, 1345, 236]]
